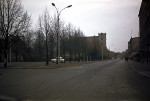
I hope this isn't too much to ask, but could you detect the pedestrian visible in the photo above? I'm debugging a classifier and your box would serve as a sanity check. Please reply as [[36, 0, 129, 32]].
[[125, 56, 128, 61]]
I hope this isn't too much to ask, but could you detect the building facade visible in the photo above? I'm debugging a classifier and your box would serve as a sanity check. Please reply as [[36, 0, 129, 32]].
[[139, 0, 150, 61], [128, 37, 140, 55], [85, 33, 108, 60], [128, 37, 140, 61], [86, 33, 106, 48]]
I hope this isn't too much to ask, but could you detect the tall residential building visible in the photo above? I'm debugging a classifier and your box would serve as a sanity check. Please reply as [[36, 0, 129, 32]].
[[139, 0, 150, 60]]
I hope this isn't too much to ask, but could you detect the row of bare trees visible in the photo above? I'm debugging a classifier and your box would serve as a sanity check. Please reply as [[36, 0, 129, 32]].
[[34, 9, 89, 64], [0, 0, 110, 68], [0, 0, 31, 68]]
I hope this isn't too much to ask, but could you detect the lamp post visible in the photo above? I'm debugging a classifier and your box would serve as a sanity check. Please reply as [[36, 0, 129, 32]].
[[52, 3, 72, 64], [102, 42, 103, 61]]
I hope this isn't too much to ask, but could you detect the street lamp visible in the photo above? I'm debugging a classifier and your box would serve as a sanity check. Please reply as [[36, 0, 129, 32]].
[[52, 3, 72, 64]]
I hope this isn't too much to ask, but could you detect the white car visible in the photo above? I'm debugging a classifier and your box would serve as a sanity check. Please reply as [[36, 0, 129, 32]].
[[51, 57, 65, 63]]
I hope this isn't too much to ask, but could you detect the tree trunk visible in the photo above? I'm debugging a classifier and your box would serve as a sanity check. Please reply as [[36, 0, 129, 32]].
[[69, 51, 72, 63], [64, 48, 66, 63], [78, 52, 80, 62], [16, 50, 18, 62], [4, 50, 8, 68], [50, 42, 54, 60], [82, 51, 84, 62], [4, 37, 8, 68], [75, 53, 77, 61], [84, 51, 87, 62], [46, 37, 49, 65]]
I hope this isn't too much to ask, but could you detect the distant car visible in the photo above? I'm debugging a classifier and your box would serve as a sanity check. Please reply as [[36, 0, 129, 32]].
[[51, 57, 65, 63], [51, 58, 56, 63]]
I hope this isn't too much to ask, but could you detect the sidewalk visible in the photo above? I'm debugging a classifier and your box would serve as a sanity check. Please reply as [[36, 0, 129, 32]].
[[0, 61, 95, 69], [128, 60, 150, 79]]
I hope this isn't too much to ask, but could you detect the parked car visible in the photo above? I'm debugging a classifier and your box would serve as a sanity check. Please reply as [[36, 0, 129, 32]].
[[51, 57, 65, 63]]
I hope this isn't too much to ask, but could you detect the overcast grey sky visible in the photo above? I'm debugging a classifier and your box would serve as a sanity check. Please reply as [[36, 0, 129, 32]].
[[22, 0, 142, 52]]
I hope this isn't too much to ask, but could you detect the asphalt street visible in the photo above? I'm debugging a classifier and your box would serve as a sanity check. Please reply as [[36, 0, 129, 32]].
[[0, 59, 150, 101]]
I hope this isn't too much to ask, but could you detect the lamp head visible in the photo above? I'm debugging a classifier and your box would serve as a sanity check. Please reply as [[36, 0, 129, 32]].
[[67, 5, 72, 8], [52, 3, 55, 6]]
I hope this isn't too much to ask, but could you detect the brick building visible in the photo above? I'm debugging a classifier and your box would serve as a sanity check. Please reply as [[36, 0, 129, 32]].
[[138, 0, 150, 61]]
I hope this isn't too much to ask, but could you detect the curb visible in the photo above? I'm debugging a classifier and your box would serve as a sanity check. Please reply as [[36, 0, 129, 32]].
[[128, 62, 150, 79], [7, 67, 57, 69], [0, 95, 17, 101]]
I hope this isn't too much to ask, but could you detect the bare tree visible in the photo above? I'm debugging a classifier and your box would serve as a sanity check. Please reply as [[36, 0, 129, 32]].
[[0, 0, 31, 68], [37, 9, 53, 65], [44, 10, 49, 65], [65, 23, 74, 62], [23, 30, 34, 61], [34, 17, 45, 61]]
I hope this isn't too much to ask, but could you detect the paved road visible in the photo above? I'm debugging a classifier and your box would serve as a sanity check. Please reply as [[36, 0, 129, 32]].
[[0, 60, 150, 101]]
